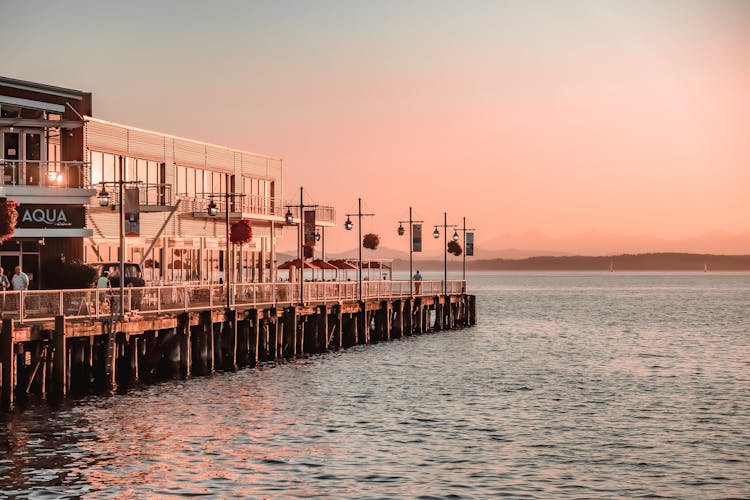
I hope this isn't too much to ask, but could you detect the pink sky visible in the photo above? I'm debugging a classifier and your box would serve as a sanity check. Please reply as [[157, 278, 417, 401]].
[[3, 1, 749, 255]]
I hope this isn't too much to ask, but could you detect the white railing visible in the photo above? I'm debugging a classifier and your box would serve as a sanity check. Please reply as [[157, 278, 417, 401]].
[[0, 280, 466, 324]]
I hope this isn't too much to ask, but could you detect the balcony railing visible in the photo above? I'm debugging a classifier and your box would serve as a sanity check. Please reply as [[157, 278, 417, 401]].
[[185, 194, 285, 218], [90, 182, 173, 207], [0, 279, 466, 324], [0, 160, 89, 189], [285, 204, 337, 224]]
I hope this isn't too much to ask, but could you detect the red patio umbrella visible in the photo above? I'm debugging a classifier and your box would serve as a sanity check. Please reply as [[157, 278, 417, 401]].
[[278, 259, 319, 270]]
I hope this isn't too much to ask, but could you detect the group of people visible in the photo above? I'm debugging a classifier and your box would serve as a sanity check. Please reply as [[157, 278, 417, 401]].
[[0, 266, 30, 292]]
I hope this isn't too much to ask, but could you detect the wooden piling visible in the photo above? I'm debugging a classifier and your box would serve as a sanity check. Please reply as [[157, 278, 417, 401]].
[[1, 319, 15, 409], [178, 313, 191, 379], [52, 316, 67, 400]]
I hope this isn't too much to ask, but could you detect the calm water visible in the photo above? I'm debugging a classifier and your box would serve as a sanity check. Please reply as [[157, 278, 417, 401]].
[[1, 272, 749, 499]]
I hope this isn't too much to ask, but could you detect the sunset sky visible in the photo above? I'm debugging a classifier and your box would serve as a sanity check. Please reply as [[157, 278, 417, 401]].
[[3, 0, 749, 255]]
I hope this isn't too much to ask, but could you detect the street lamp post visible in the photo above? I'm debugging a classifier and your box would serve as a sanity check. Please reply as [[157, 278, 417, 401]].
[[398, 207, 423, 297], [97, 155, 139, 320], [432, 212, 458, 294], [344, 197, 374, 302], [207, 177, 245, 311], [284, 187, 317, 306]]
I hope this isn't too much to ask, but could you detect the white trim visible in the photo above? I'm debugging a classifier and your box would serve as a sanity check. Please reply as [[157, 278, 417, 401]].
[[13, 228, 93, 237], [0, 96, 66, 113]]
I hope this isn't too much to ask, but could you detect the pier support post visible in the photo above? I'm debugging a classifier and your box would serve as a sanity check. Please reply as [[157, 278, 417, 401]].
[[248, 309, 259, 367], [178, 313, 191, 379], [1, 319, 15, 409], [392, 300, 403, 339], [330, 305, 342, 350], [403, 299, 412, 336], [317, 305, 329, 353], [357, 302, 368, 345], [223, 309, 238, 371], [52, 316, 67, 400]]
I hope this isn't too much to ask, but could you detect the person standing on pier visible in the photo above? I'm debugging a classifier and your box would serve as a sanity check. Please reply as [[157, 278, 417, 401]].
[[12, 266, 29, 291], [0, 267, 9, 292], [413, 270, 423, 294]]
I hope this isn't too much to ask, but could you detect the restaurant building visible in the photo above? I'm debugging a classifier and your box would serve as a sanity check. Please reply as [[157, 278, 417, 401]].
[[0, 76, 334, 289]]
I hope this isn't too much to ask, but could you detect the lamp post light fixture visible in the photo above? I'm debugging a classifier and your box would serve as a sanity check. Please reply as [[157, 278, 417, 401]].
[[397, 207, 423, 297], [284, 187, 317, 306], [207, 180, 246, 312], [344, 197, 374, 302], [433, 212, 458, 294]]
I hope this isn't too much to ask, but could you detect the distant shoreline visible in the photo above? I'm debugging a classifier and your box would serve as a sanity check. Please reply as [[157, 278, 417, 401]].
[[393, 253, 750, 271]]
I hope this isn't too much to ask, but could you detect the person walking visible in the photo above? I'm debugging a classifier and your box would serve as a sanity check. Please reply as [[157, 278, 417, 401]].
[[0, 267, 10, 292], [0, 266, 9, 310], [96, 271, 111, 289], [12, 266, 29, 291], [413, 270, 423, 295]]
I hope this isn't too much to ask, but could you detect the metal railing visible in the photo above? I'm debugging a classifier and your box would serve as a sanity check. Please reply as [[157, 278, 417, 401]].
[[0, 160, 89, 188], [90, 182, 173, 207], [0, 280, 466, 324], [285, 204, 336, 224], [185, 195, 284, 217]]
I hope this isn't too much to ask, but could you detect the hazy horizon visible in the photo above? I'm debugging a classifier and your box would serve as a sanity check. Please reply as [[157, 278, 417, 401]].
[[3, 0, 748, 254]]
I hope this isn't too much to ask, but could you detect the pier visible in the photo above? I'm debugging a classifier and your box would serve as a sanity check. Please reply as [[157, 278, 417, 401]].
[[1, 280, 476, 409]]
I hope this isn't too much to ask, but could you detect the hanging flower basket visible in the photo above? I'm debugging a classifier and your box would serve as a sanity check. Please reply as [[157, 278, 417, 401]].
[[447, 240, 463, 256], [230, 219, 253, 244], [362, 233, 380, 250], [0, 199, 19, 243]]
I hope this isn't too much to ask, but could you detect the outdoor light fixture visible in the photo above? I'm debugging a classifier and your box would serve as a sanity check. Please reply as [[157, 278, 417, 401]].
[[47, 171, 59, 183], [285, 208, 294, 225], [98, 187, 110, 207], [315, 229, 321, 242], [452, 230, 460, 242], [397, 223, 405, 236], [207, 199, 218, 217], [344, 216, 353, 230], [433, 226, 440, 238]]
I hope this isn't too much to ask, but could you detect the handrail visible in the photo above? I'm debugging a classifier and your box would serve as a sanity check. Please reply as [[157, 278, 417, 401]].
[[0, 280, 467, 324]]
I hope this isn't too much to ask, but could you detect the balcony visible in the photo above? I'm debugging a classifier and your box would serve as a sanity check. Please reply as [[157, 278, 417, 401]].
[[0, 160, 89, 189]]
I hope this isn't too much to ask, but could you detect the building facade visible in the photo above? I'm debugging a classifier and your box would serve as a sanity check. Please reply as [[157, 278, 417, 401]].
[[0, 76, 334, 289]]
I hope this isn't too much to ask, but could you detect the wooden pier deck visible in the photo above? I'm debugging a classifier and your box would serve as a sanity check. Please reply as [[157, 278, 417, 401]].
[[1, 280, 476, 410]]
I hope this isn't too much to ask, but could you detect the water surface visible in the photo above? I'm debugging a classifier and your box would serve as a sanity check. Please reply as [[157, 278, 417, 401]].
[[1, 272, 749, 498]]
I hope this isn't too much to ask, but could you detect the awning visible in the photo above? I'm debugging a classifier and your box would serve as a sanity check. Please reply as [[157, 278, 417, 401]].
[[362, 261, 391, 269], [311, 259, 339, 270], [278, 259, 319, 270], [328, 259, 358, 270]]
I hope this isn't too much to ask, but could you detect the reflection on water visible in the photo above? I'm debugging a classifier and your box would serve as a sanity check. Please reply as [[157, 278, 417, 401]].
[[2, 273, 749, 498]]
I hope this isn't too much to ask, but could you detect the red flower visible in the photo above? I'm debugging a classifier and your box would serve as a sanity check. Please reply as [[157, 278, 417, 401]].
[[0, 199, 19, 243]]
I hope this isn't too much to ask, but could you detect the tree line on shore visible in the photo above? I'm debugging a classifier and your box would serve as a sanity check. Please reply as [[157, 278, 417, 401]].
[[393, 253, 750, 271]]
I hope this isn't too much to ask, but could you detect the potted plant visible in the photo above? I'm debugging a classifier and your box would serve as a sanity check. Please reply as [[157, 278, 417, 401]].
[[363, 233, 380, 250], [447, 240, 462, 256]]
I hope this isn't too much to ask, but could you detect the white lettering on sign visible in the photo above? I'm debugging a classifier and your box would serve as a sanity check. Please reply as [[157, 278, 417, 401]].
[[21, 208, 71, 226]]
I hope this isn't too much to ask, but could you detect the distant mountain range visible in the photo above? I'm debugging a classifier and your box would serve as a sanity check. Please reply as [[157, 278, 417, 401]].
[[479, 229, 750, 257], [278, 229, 750, 261]]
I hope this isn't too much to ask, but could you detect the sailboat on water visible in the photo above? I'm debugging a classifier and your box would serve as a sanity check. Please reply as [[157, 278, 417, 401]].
[[609, 260, 614, 272]]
